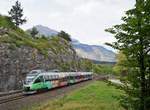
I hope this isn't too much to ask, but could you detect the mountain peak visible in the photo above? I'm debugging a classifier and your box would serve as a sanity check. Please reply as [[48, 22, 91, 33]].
[[31, 25, 58, 36]]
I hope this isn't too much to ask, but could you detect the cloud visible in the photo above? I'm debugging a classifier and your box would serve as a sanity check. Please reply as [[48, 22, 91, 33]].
[[0, 0, 135, 48]]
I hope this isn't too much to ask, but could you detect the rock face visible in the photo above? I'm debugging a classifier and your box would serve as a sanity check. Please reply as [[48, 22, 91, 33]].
[[0, 42, 79, 92]]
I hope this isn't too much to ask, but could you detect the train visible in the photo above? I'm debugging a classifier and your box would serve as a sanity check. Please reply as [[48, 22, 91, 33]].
[[23, 70, 93, 94]]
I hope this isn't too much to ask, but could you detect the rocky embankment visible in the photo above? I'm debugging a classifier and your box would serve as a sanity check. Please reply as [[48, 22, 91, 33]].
[[0, 29, 81, 92], [0, 42, 80, 92]]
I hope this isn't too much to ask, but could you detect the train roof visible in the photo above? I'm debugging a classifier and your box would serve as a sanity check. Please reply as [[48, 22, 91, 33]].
[[40, 72, 92, 78], [26, 70, 92, 79]]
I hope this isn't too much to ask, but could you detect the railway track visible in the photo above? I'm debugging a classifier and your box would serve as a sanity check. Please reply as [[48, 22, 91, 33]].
[[0, 83, 85, 105], [0, 93, 24, 104], [0, 90, 23, 97], [0, 80, 94, 110]]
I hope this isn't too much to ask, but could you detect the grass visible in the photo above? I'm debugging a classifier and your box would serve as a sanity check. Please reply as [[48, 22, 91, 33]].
[[28, 81, 124, 110]]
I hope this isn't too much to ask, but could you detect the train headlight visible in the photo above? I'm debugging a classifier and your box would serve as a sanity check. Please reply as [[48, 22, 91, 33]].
[[25, 87, 30, 91], [23, 85, 30, 91]]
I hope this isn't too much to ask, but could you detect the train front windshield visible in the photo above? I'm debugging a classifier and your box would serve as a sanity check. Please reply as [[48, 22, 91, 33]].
[[25, 77, 34, 84], [24, 70, 41, 84], [25, 74, 38, 84]]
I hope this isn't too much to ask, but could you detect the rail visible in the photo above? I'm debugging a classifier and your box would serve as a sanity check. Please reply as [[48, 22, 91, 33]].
[[0, 92, 24, 104], [0, 90, 23, 97]]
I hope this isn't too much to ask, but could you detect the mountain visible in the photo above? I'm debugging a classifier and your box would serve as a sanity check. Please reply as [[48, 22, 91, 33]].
[[28, 25, 116, 62], [28, 25, 58, 36], [72, 40, 116, 62]]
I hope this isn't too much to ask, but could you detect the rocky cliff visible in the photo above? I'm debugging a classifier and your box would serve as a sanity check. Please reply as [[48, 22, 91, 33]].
[[0, 16, 85, 92], [0, 42, 80, 92]]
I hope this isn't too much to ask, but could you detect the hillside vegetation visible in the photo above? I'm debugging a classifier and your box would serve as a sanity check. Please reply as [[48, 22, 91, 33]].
[[0, 15, 72, 56]]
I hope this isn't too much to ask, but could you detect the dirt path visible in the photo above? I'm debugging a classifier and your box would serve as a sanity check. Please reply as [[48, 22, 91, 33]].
[[0, 80, 93, 110]]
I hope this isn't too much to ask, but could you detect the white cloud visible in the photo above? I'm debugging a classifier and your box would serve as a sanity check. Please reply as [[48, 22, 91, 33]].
[[0, 0, 135, 50]]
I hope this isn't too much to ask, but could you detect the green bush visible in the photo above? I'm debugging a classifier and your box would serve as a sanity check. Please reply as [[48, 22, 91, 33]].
[[92, 64, 115, 75], [0, 15, 15, 28]]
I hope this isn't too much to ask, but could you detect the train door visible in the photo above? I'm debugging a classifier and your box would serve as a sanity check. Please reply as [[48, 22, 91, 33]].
[[31, 76, 45, 90]]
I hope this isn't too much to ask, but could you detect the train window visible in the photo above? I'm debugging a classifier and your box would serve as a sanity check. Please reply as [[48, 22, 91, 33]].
[[52, 75, 54, 79], [49, 75, 51, 79], [51, 75, 54, 79], [45, 75, 49, 81], [55, 75, 57, 79], [44, 76, 46, 80], [25, 77, 34, 84], [34, 78, 41, 83], [48, 75, 51, 80], [34, 76, 44, 83], [47, 75, 49, 80], [40, 76, 44, 82], [53, 76, 55, 79]]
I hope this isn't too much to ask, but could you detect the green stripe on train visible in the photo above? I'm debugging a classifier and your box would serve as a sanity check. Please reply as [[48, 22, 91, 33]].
[[31, 81, 52, 90]]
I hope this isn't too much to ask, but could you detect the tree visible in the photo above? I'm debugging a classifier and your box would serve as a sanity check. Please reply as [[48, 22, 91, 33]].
[[30, 27, 39, 38], [8, 0, 26, 27], [113, 51, 128, 76], [58, 31, 72, 42], [79, 59, 93, 71], [105, 0, 150, 110]]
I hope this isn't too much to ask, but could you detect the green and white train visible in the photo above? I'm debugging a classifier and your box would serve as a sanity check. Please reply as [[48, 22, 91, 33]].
[[23, 70, 93, 94]]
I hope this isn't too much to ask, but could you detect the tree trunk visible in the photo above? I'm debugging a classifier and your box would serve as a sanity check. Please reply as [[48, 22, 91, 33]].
[[139, 36, 146, 110], [140, 58, 145, 110], [136, 2, 146, 109]]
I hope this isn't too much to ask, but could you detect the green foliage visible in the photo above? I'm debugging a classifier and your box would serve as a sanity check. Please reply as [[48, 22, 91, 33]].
[[59, 62, 72, 72], [58, 57, 93, 72], [29, 27, 39, 38], [27, 81, 124, 110], [92, 64, 102, 74], [8, 43, 17, 50], [92, 64, 114, 75], [8, 0, 26, 27], [58, 31, 72, 42], [0, 15, 74, 59], [105, 0, 150, 110], [41, 35, 47, 39], [113, 52, 128, 76], [79, 59, 93, 71], [0, 15, 16, 28]]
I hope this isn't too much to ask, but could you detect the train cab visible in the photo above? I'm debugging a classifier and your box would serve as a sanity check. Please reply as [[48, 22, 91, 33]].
[[23, 70, 45, 94]]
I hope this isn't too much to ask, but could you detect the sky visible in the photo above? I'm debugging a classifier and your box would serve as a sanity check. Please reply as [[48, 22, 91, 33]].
[[0, 0, 135, 50]]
